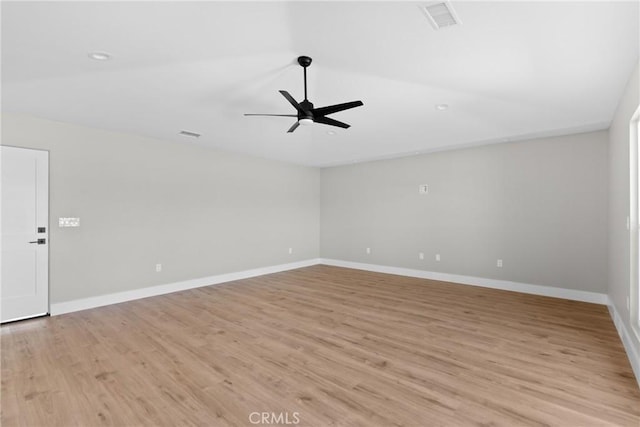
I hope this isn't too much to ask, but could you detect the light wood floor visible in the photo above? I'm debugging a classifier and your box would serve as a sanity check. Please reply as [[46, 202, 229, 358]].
[[2, 265, 639, 426]]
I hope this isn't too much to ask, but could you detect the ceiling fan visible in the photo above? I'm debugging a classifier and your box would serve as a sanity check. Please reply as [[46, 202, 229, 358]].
[[244, 56, 364, 133]]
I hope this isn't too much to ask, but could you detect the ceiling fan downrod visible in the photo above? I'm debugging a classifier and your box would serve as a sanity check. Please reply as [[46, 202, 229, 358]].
[[298, 55, 312, 101]]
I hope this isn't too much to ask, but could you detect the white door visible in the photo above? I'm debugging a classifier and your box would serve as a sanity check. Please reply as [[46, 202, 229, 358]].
[[1, 146, 49, 323]]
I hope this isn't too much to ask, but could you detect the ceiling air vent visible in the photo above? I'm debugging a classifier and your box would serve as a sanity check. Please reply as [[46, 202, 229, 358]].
[[179, 130, 201, 138], [421, 1, 461, 29]]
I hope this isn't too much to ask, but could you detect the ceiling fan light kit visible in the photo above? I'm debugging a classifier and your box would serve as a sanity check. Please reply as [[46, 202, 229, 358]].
[[244, 55, 364, 133]]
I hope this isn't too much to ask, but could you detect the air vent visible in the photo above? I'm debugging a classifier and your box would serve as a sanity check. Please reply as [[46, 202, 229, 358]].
[[421, 1, 460, 29], [179, 130, 201, 138]]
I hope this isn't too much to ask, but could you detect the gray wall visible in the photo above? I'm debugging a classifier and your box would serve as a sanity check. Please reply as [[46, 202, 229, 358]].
[[0, 111, 616, 305], [1, 113, 320, 304], [608, 62, 639, 355], [321, 131, 609, 293]]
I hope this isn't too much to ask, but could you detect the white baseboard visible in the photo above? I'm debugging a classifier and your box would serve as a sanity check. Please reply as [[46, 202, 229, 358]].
[[320, 258, 609, 305], [50, 258, 322, 316], [607, 301, 640, 388], [51, 256, 607, 314]]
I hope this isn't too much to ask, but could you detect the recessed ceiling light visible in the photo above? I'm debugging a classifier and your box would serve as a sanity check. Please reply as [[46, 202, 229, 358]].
[[435, 104, 449, 111], [88, 51, 111, 61], [327, 130, 336, 135]]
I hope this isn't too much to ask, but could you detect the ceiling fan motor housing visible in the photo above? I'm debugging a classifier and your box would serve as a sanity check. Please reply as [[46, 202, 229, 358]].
[[299, 100, 314, 121]]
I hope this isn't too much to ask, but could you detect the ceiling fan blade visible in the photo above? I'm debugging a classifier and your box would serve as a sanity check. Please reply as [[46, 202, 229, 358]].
[[287, 121, 300, 133], [244, 114, 297, 117], [314, 116, 350, 129], [279, 90, 304, 112], [312, 100, 363, 117]]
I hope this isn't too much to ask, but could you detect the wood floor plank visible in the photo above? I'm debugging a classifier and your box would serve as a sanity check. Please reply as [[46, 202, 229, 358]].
[[2, 265, 639, 426]]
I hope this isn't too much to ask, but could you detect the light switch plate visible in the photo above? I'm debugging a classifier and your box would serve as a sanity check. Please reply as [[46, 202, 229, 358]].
[[59, 217, 80, 227]]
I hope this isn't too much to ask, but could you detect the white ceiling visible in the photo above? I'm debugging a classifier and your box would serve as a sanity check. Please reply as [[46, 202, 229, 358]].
[[2, 1, 638, 167]]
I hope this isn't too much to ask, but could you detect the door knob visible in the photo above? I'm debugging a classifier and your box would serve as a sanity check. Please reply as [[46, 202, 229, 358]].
[[28, 239, 46, 245]]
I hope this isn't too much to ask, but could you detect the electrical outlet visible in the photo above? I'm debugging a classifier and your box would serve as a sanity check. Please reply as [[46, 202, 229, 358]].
[[435, 254, 441, 262], [418, 184, 429, 194], [288, 247, 293, 255], [497, 259, 503, 268], [419, 252, 424, 260], [156, 264, 162, 272], [366, 247, 371, 254]]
